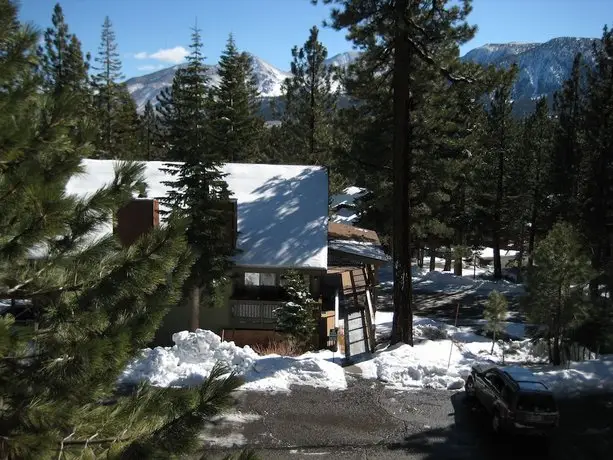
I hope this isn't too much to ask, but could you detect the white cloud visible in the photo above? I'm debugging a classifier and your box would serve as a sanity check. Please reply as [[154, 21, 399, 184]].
[[150, 46, 189, 64], [132, 46, 188, 64]]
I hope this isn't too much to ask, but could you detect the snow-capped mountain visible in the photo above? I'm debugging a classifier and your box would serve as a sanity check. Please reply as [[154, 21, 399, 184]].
[[125, 52, 356, 113], [126, 37, 596, 116], [461, 37, 596, 100]]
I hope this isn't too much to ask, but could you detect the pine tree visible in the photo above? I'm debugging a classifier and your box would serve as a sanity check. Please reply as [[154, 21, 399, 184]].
[[281, 25, 338, 165], [550, 54, 586, 224], [140, 99, 163, 160], [0, 2, 245, 457], [522, 98, 554, 269], [209, 34, 264, 163], [275, 270, 318, 349], [578, 25, 613, 304], [524, 222, 593, 365], [320, 0, 477, 345], [40, 3, 90, 94], [476, 68, 519, 279], [484, 290, 508, 354], [91, 16, 139, 159], [38, 2, 92, 137], [158, 25, 235, 332]]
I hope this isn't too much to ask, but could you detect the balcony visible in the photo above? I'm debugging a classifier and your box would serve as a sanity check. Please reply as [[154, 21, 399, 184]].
[[228, 299, 282, 329]]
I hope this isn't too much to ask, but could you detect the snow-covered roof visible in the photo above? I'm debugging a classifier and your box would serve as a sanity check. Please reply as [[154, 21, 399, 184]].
[[67, 160, 329, 270], [330, 207, 359, 225], [327, 222, 389, 263], [329, 186, 368, 210], [329, 240, 389, 263]]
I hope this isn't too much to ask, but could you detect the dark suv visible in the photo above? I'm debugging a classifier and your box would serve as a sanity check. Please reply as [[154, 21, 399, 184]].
[[465, 364, 559, 435]]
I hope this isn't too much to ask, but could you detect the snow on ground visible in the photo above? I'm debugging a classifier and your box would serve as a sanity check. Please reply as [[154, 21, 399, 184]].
[[121, 329, 347, 392], [534, 356, 613, 396], [378, 263, 524, 296], [370, 311, 613, 395], [200, 410, 262, 448], [411, 268, 524, 296], [366, 311, 546, 390]]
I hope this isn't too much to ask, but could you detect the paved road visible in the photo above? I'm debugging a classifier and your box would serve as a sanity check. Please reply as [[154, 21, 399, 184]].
[[199, 379, 613, 460]]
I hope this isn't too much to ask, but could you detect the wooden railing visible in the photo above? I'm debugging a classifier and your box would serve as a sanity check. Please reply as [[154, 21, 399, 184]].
[[229, 299, 282, 329]]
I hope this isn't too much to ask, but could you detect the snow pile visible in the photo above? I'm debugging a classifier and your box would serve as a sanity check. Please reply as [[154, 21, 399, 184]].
[[242, 350, 346, 392], [357, 340, 469, 390], [412, 269, 524, 295], [121, 329, 347, 392], [366, 311, 547, 390], [535, 356, 613, 396], [121, 330, 259, 387]]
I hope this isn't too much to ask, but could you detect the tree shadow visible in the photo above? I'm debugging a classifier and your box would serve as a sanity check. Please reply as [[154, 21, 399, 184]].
[[234, 168, 328, 269], [388, 392, 555, 460], [387, 390, 613, 460]]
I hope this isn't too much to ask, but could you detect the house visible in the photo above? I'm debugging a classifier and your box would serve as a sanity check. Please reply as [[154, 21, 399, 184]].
[[67, 159, 329, 346], [321, 221, 390, 360]]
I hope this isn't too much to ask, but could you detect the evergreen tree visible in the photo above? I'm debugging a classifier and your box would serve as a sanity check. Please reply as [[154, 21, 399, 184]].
[[91, 16, 139, 159], [275, 270, 318, 349], [39, 3, 90, 95], [476, 68, 519, 279], [524, 222, 593, 365], [522, 98, 554, 269], [0, 2, 245, 457], [281, 25, 338, 166], [578, 25, 613, 303], [550, 54, 586, 224], [139, 99, 163, 160], [484, 290, 508, 354], [158, 26, 235, 331], [321, 0, 476, 345], [209, 34, 264, 163]]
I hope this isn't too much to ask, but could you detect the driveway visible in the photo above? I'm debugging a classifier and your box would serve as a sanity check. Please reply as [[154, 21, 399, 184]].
[[199, 379, 613, 459]]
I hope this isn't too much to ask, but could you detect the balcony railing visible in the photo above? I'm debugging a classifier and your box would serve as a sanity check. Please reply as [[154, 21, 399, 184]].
[[229, 299, 282, 329]]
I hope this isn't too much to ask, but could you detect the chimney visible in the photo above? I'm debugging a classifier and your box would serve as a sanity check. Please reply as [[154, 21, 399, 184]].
[[116, 199, 160, 247]]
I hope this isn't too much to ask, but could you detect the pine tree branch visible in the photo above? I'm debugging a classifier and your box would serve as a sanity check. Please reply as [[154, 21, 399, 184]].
[[403, 18, 474, 84]]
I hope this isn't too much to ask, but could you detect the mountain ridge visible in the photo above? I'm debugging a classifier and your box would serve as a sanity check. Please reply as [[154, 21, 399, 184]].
[[126, 37, 598, 116]]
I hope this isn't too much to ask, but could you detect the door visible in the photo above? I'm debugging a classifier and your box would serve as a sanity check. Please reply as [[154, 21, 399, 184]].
[[481, 370, 505, 412]]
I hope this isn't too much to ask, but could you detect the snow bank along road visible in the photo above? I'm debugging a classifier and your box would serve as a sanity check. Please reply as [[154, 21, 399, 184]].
[[200, 379, 612, 460]]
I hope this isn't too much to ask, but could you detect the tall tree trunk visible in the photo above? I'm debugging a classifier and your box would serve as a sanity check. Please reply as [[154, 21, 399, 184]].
[[517, 222, 525, 282], [493, 146, 504, 279], [418, 246, 424, 268], [429, 249, 436, 272], [189, 285, 200, 332], [444, 248, 452, 271], [390, 0, 413, 346], [527, 167, 541, 269]]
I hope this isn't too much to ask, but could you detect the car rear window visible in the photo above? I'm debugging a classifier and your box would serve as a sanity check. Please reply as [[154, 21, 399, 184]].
[[516, 394, 557, 412]]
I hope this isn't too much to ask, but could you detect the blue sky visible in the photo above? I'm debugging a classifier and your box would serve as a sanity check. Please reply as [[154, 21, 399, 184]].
[[19, 0, 613, 80]]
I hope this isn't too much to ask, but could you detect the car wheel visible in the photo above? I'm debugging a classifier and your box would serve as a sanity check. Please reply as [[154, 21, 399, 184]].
[[492, 413, 502, 434], [465, 377, 476, 399]]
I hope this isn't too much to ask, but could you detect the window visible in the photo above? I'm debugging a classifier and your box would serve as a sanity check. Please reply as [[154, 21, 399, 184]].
[[233, 272, 283, 301], [485, 371, 504, 393], [244, 272, 277, 287]]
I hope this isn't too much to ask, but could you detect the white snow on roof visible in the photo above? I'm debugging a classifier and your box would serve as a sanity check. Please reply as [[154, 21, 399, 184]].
[[67, 160, 329, 270], [329, 186, 367, 209], [329, 239, 390, 262], [330, 207, 359, 225]]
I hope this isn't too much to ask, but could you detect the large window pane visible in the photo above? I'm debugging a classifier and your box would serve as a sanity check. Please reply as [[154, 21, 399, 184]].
[[244, 272, 260, 286], [260, 272, 276, 286]]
